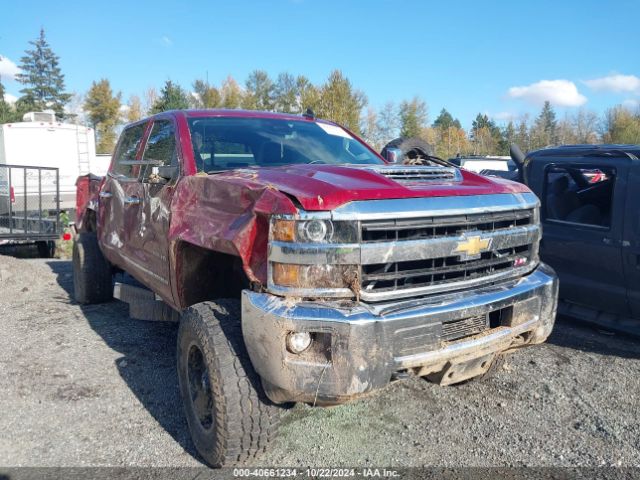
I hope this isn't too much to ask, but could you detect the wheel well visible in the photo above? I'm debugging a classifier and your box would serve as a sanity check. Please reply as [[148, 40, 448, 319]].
[[174, 241, 250, 308]]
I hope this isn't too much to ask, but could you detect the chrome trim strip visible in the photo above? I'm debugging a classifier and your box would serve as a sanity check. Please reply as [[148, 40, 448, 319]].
[[269, 241, 360, 265], [359, 263, 536, 302], [331, 192, 539, 221]]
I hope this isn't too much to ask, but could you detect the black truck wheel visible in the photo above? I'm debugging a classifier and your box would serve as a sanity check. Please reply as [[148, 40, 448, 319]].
[[72, 232, 113, 304], [177, 299, 281, 467], [381, 137, 436, 164]]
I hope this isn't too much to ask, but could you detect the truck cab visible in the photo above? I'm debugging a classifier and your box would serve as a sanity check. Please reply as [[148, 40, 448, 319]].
[[73, 109, 558, 467], [519, 144, 640, 335]]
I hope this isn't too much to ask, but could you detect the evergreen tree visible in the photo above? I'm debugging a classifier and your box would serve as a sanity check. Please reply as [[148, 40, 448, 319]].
[[399, 96, 428, 138], [84, 79, 122, 153], [242, 70, 274, 111], [150, 80, 190, 113], [432, 108, 461, 130], [471, 113, 501, 154], [15, 28, 71, 117], [531, 101, 558, 148]]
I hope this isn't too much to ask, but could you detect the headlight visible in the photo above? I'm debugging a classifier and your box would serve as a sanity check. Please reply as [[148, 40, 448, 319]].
[[299, 219, 332, 243], [271, 218, 358, 244], [269, 216, 360, 297]]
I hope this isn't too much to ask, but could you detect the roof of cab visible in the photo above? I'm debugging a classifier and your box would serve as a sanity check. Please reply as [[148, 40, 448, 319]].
[[160, 109, 335, 124]]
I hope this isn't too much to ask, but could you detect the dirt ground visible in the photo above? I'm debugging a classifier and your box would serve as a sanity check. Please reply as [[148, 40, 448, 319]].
[[0, 254, 639, 468]]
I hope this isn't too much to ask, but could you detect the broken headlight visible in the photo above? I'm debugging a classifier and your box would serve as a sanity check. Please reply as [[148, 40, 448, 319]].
[[269, 216, 360, 297]]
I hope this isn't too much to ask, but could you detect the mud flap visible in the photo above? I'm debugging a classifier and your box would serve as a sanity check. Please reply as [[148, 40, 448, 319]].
[[426, 353, 495, 386]]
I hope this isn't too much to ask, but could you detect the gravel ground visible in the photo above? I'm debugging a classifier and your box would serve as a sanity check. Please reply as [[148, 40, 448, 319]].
[[0, 254, 639, 468]]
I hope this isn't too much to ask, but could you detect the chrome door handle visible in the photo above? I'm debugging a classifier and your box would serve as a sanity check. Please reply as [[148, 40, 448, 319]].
[[123, 196, 140, 205], [99, 191, 112, 199]]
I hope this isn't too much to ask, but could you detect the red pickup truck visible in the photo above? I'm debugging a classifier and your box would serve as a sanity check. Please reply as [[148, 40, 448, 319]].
[[73, 109, 558, 466]]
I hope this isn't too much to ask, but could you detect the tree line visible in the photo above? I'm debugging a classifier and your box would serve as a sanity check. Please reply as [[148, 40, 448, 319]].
[[2, 29, 640, 156]]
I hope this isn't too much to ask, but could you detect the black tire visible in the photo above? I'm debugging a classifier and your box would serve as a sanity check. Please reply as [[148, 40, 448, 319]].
[[381, 137, 435, 163], [72, 232, 113, 304], [177, 299, 281, 467], [36, 240, 56, 258]]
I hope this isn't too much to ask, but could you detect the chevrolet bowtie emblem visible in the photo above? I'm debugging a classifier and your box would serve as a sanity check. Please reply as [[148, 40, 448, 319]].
[[454, 235, 492, 259]]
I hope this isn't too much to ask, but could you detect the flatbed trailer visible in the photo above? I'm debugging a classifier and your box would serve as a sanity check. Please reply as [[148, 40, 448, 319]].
[[0, 164, 61, 257]]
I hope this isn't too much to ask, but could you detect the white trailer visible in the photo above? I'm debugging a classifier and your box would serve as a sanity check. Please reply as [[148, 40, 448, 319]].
[[0, 112, 110, 212]]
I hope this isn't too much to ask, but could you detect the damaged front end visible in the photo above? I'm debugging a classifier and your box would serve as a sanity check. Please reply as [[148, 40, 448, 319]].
[[241, 192, 559, 405]]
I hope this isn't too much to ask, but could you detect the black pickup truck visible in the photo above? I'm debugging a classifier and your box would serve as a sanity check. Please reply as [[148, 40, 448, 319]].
[[506, 144, 640, 336]]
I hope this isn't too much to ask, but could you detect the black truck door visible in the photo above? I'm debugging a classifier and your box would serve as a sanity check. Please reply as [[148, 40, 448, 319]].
[[623, 162, 640, 319], [536, 157, 630, 316]]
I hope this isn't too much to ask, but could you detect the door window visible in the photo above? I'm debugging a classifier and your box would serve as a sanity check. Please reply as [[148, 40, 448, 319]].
[[141, 120, 178, 181], [544, 164, 616, 228], [112, 123, 146, 178]]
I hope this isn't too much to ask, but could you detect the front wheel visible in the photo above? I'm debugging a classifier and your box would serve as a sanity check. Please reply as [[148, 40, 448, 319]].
[[177, 299, 281, 467]]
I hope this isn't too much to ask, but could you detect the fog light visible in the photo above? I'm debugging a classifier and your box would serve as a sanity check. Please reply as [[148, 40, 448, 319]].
[[286, 331, 312, 354]]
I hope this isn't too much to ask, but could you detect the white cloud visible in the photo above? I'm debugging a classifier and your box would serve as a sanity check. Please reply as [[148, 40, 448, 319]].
[[0, 55, 20, 81], [3, 92, 17, 104], [161, 36, 172, 47], [584, 74, 640, 94], [507, 79, 587, 107]]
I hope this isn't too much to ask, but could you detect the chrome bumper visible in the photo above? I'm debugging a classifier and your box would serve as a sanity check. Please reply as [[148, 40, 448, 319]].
[[241, 263, 558, 404]]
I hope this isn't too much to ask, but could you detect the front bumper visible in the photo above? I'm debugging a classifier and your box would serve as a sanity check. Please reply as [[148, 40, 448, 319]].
[[241, 263, 558, 405]]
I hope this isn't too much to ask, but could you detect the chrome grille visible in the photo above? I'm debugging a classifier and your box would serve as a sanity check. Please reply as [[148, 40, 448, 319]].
[[362, 209, 534, 243], [360, 209, 537, 298]]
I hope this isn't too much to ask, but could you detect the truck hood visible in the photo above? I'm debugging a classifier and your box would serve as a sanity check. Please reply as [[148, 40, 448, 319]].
[[216, 164, 531, 211]]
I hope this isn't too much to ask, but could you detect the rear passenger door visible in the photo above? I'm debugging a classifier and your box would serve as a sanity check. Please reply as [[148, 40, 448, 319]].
[[98, 121, 148, 271], [538, 158, 630, 315]]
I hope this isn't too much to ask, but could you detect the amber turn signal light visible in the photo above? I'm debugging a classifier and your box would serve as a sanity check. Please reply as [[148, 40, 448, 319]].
[[272, 219, 296, 242]]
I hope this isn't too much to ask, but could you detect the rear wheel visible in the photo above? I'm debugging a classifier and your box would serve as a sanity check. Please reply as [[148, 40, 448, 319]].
[[177, 299, 281, 467], [72, 232, 113, 304]]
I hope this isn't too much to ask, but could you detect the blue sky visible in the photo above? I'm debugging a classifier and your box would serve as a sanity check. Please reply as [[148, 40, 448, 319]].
[[1, 0, 639, 128]]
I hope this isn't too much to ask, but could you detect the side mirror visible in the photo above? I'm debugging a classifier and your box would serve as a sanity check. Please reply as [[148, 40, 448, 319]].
[[153, 165, 178, 180], [385, 147, 403, 163]]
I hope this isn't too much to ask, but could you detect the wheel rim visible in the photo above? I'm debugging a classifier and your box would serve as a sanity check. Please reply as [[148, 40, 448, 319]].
[[187, 343, 214, 430]]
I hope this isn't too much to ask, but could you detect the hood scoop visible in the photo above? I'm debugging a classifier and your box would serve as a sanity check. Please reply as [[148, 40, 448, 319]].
[[362, 165, 461, 185]]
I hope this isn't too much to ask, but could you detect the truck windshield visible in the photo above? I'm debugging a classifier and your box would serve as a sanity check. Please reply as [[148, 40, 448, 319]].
[[187, 116, 384, 172]]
